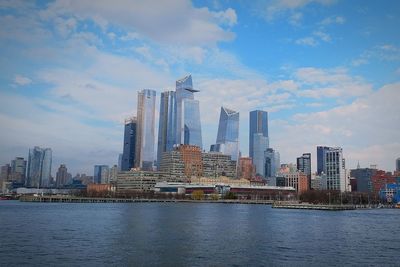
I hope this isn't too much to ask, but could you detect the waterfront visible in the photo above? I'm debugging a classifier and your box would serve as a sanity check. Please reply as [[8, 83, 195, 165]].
[[0, 201, 399, 266]]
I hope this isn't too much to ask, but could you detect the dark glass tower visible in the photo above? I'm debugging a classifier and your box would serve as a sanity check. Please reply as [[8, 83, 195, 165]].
[[121, 117, 137, 171], [317, 146, 329, 175], [297, 153, 311, 189]]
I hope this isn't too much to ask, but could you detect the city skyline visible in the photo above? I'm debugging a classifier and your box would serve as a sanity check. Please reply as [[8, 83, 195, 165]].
[[0, 1, 399, 174]]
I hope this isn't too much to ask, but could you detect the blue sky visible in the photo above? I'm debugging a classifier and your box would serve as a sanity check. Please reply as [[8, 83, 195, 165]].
[[0, 0, 399, 175]]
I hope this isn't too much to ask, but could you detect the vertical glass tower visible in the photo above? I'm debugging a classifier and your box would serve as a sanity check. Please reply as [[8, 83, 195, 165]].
[[210, 107, 239, 161], [297, 153, 312, 189], [252, 133, 269, 177], [175, 75, 202, 149], [135, 89, 156, 171], [249, 110, 268, 159], [121, 117, 137, 171], [317, 146, 330, 175], [157, 91, 177, 168], [26, 146, 52, 188]]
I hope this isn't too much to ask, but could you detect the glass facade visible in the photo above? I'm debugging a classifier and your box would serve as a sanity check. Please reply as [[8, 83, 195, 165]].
[[157, 91, 177, 168], [249, 110, 268, 159], [323, 147, 346, 192], [253, 133, 269, 177], [26, 146, 52, 188], [297, 153, 311, 189], [175, 75, 202, 149], [121, 117, 136, 171], [211, 107, 239, 161], [135, 89, 156, 171], [93, 165, 109, 184], [317, 146, 329, 175]]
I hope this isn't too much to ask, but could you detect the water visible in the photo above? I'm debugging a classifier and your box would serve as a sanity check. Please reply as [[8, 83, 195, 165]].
[[0, 201, 399, 266]]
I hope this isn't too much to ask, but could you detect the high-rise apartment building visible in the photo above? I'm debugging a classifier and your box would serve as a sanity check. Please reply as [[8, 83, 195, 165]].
[[94, 165, 109, 184], [323, 147, 346, 192], [249, 110, 268, 159], [157, 91, 177, 168], [238, 157, 256, 180], [121, 117, 137, 171], [26, 146, 52, 188], [297, 153, 311, 189], [175, 75, 202, 148], [210, 107, 239, 161], [135, 89, 156, 171], [317, 146, 330, 175], [56, 164, 69, 187], [0, 164, 11, 182], [11, 157, 26, 183]]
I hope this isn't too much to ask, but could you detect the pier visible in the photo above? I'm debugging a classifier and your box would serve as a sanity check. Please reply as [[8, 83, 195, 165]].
[[19, 195, 275, 205], [272, 203, 356, 210]]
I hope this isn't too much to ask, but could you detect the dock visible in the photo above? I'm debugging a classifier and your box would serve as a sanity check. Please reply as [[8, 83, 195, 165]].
[[19, 195, 275, 205], [272, 203, 356, 210]]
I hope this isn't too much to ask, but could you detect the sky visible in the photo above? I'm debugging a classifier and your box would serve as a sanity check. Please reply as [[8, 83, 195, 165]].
[[0, 0, 399, 176]]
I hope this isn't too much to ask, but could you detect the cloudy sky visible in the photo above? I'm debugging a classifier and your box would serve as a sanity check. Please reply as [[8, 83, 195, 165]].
[[0, 0, 399, 175]]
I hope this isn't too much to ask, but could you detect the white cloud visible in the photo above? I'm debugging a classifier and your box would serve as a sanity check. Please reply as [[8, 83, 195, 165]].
[[313, 30, 331, 42], [14, 74, 32, 86], [295, 37, 317, 46], [320, 15, 346, 25], [43, 0, 237, 46], [272, 83, 400, 171]]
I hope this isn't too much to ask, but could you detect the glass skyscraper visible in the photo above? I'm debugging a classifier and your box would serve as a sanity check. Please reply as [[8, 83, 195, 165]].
[[317, 146, 330, 175], [135, 89, 156, 171], [121, 117, 137, 171], [157, 91, 177, 168], [26, 146, 52, 188], [175, 75, 202, 149], [93, 165, 109, 184], [252, 133, 269, 177], [249, 110, 268, 159], [297, 153, 311, 189], [210, 107, 239, 161]]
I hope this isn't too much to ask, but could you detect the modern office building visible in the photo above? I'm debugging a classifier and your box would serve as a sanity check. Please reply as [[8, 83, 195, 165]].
[[323, 147, 346, 192], [56, 164, 69, 188], [157, 91, 177, 168], [252, 133, 269, 177], [10, 157, 27, 183], [317, 146, 330, 175], [109, 165, 118, 182], [121, 117, 137, 171], [26, 146, 52, 188], [0, 164, 11, 182], [135, 89, 156, 171], [116, 170, 165, 192], [175, 75, 202, 148], [93, 165, 109, 184], [297, 153, 311, 189], [350, 168, 377, 193], [265, 148, 279, 178], [210, 107, 240, 162], [249, 110, 268, 159]]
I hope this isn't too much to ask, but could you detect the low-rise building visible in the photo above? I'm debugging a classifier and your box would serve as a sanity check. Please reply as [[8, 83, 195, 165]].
[[116, 170, 165, 192]]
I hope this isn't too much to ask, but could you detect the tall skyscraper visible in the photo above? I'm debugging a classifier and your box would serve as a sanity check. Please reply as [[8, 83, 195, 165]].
[[323, 147, 346, 192], [396, 157, 400, 172], [26, 146, 52, 188], [11, 157, 27, 183], [121, 117, 137, 171], [157, 91, 177, 168], [175, 75, 202, 149], [135, 89, 156, 171], [93, 165, 109, 184], [210, 107, 239, 161], [297, 153, 311, 189], [317, 146, 330, 175], [253, 133, 269, 177], [249, 110, 268, 159], [56, 164, 69, 188]]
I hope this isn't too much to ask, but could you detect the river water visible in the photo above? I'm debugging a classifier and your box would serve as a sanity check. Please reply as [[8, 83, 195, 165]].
[[0, 201, 398, 266]]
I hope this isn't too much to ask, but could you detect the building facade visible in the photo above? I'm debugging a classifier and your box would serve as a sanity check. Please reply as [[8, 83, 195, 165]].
[[135, 89, 156, 171], [249, 110, 268, 159], [10, 157, 27, 183], [396, 157, 400, 172], [238, 157, 256, 180], [210, 107, 239, 162], [202, 152, 237, 179], [116, 170, 165, 192], [350, 168, 377, 193], [26, 146, 52, 188], [121, 117, 137, 171], [55, 164, 69, 188], [175, 75, 202, 148], [252, 133, 269, 177], [297, 153, 311, 189], [93, 165, 109, 184], [317, 146, 330, 175], [323, 147, 346, 192], [157, 91, 177, 168]]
